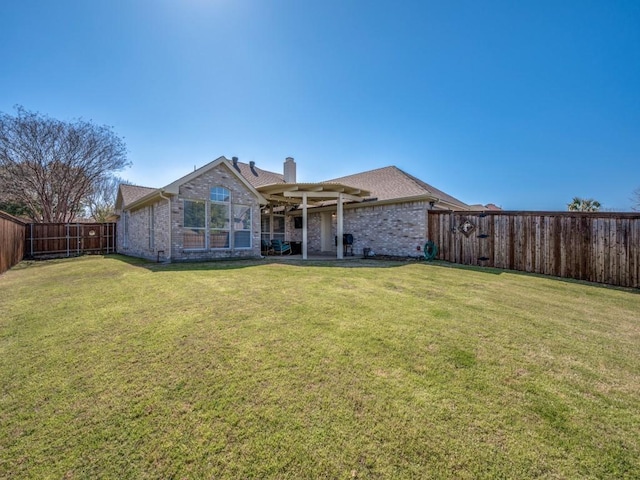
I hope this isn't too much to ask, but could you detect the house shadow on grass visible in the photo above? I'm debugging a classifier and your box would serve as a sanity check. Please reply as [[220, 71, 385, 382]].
[[109, 253, 419, 272], [106, 254, 639, 293]]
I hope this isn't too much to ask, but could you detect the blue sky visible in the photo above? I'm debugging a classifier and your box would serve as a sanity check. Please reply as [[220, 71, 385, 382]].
[[1, 0, 639, 210]]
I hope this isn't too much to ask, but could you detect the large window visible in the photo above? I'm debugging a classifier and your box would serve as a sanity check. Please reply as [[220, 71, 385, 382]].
[[209, 201, 230, 249], [233, 205, 252, 248], [183, 187, 252, 250], [184, 200, 206, 248], [210, 187, 230, 248]]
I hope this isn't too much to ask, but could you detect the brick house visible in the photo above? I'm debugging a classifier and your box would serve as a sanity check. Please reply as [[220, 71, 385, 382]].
[[115, 156, 471, 261]]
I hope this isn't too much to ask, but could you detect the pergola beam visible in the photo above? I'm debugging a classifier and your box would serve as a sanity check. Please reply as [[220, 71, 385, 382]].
[[282, 191, 365, 202], [263, 194, 300, 204]]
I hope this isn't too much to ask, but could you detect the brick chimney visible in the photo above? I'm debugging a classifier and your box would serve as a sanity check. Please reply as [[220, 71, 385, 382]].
[[284, 157, 296, 183]]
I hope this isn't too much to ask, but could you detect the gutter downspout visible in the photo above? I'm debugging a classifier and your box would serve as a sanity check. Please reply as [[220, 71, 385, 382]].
[[159, 190, 171, 262]]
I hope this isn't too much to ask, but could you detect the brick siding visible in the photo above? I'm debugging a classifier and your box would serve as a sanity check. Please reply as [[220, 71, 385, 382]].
[[286, 201, 430, 257], [117, 199, 171, 262], [118, 163, 262, 261]]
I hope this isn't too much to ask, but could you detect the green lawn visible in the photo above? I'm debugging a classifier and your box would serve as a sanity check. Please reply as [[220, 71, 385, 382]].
[[1, 255, 639, 479]]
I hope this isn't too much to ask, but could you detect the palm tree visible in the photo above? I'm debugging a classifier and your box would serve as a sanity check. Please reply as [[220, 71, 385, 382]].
[[567, 197, 601, 212]]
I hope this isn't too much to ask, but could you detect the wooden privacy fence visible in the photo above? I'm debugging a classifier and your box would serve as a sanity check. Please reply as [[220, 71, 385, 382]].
[[428, 211, 640, 288], [0, 211, 26, 275], [26, 222, 117, 258]]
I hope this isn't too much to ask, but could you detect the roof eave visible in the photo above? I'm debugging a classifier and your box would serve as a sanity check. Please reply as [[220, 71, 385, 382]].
[[125, 190, 171, 211], [354, 194, 437, 208]]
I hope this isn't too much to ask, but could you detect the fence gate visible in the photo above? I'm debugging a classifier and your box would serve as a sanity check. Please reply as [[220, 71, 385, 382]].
[[26, 223, 117, 258]]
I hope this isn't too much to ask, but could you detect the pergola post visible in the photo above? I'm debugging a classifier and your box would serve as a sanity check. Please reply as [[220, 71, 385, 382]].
[[269, 203, 274, 241], [337, 193, 344, 259], [302, 192, 308, 260], [257, 183, 369, 261]]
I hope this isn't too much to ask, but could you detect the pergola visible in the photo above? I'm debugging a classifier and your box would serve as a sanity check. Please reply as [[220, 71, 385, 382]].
[[257, 183, 371, 259]]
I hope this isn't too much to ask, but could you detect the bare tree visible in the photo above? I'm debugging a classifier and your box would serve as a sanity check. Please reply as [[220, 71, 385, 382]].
[[632, 187, 640, 212], [567, 197, 601, 212], [0, 106, 129, 222], [85, 175, 129, 222]]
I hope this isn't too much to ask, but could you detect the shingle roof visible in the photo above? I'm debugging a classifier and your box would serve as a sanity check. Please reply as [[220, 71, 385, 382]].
[[118, 159, 469, 210], [322, 166, 469, 209], [118, 184, 157, 208], [401, 170, 470, 209], [468, 203, 502, 211], [229, 161, 285, 188]]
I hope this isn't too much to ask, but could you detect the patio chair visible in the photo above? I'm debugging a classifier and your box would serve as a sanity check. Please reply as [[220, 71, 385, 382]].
[[261, 239, 273, 255], [271, 239, 291, 255]]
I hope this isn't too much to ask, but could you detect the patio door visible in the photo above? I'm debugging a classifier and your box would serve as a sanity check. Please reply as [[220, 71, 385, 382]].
[[320, 212, 333, 252], [261, 213, 285, 243]]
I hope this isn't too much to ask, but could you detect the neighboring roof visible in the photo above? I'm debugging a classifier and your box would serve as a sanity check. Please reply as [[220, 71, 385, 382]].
[[322, 166, 470, 210], [468, 203, 502, 211]]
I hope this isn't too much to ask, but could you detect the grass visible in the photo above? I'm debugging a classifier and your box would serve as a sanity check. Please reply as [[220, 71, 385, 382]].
[[1, 255, 639, 479]]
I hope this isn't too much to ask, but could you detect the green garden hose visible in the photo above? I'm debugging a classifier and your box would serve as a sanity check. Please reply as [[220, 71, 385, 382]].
[[423, 240, 438, 261]]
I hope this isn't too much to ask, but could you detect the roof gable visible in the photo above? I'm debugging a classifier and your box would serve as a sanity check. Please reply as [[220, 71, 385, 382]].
[[120, 157, 267, 211], [163, 156, 266, 204], [116, 184, 157, 210]]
